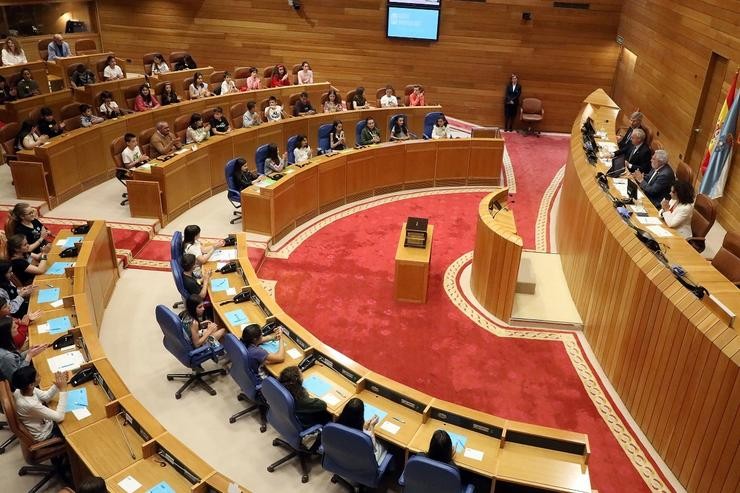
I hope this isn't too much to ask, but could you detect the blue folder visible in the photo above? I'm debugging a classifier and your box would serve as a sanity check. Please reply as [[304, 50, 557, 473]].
[[62, 236, 83, 248], [210, 278, 230, 292], [48, 316, 72, 334], [260, 340, 280, 353], [445, 430, 468, 452], [65, 388, 88, 412], [47, 262, 74, 275], [303, 374, 332, 397], [363, 402, 388, 423], [224, 309, 249, 326], [147, 482, 176, 493], [37, 288, 60, 304]]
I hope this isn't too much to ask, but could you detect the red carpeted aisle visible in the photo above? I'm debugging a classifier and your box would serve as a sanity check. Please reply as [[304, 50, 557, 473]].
[[258, 192, 660, 493], [503, 132, 570, 250]]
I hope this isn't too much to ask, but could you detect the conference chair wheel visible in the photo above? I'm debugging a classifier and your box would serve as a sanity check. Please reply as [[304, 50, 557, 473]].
[[175, 392, 183, 400], [272, 438, 280, 446], [167, 375, 174, 381], [220, 369, 228, 375], [229, 417, 236, 424], [260, 424, 267, 433], [267, 465, 276, 473], [330, 476, 338, 484], [237, 394, 246, 401], [301, 474, 309, 483], [206, 388, 217, 396]]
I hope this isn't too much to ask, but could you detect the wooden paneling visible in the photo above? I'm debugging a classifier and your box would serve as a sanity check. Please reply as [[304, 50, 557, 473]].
[[96, 0, 622, 132], [558, 92, 739, 493], [613, 0, 740, 231]]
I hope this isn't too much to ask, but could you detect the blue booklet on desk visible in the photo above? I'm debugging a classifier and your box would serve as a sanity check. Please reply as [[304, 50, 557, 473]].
[[37, 288, 60, 304], [224, 309, 249, 326], [62, 236, 84, 248], [445, 430, 468, 452], [147, 482, 176, 493], [260, 340, 280, 353], [303, 374, 331, 397], [65, 388, 88, 412], [210, 278, 231, 292], [48, 316, 72, 334], [47, 262, 74, 275], [363, 402, 388, 423]]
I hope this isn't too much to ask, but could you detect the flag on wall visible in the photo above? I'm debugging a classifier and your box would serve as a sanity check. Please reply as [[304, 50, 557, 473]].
[[699, 89, 738, 198], [700, 71, 737, 175]]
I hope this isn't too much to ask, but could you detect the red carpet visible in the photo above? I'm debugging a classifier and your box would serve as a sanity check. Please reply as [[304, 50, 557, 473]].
[[257, 192, 662, 493], [503, 132, 569, 250]]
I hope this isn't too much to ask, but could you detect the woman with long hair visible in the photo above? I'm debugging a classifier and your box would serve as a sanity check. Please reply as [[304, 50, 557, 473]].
[[336, 397, 387, 463], [159, 82, 180, 106], [7, 234, 49, 286], [278, 366, 331, 428], [133, 84, 160, 112], [182, 225, 223, 277], [1, 37, 27, 65], [7, 203, 50, 253]]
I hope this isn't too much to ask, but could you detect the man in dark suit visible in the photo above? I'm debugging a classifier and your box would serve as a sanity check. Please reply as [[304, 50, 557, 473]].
[[617, 111, 646, 150], [633, 149, 675, 208], [504, 74, 521, 132], [612, 128, 652, 175]]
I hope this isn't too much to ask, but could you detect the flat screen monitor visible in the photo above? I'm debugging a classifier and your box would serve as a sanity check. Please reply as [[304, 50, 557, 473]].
[[387, 6, 440, 41]]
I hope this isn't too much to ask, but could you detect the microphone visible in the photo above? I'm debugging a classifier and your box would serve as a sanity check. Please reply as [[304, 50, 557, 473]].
[[605, 166, 626, 177]]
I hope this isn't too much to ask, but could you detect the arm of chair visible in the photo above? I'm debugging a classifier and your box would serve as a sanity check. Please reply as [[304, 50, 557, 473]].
[[376, 450, 393, 475], [299, 424, 323, 439], [463, 484, 475, 493], [687, 236, 706, 250], [28, 436, 65, 453]]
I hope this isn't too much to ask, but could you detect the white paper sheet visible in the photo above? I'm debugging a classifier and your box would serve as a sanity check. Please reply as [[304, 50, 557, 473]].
[[636, 216, 662, 225], [36, 323, 50, 334], [380, 421, 400, 435], [210, 249, 237, 262], [463, 448, 484, 461], [47, 351, 85, 373], [322, 393, 341, 406], [50, 299, 64, 308], [71, 408, 92, 420], [117, 475, 142, 493], [646, 225, 674, 238], [287, 348, 302, 360], [226, 288, 237, 296]]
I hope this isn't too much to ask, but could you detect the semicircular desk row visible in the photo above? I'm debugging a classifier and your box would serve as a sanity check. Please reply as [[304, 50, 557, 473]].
[[27, 221, 593, 493], [557, 89, 739, 492], [12, 81, 334, 209]]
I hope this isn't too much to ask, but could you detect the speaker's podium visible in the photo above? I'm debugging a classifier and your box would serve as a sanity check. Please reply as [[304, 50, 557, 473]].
[[394, 219, 434, 303]]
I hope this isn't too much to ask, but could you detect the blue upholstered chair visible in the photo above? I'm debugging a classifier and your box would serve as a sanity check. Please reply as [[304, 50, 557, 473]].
[[321, 423, 393, 491], [224, 158, 243, 225], [286, 134, 300, 165], [261, 376, 323, 483], [356, 120, 367, 145], [399, 455, 474, 493], [170, 258, 190, 306], [255, 144, 270, 175], [317, 123, 333, 153], [170, 230, 182, 261], [423, 111, 444, 139], [155, 305, 226, 400], [222, 334, 267, 430]]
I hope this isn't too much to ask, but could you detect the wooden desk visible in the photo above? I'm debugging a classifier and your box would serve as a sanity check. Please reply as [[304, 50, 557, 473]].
[[65, 395, 167, 480], [46, 52, 117, 88], [0, 90, 71, 123], [557, 89, 739, 491], [242, 136, 503, 240], [150, 66, 215, 87], [0, 61, 49, 94], [495, 443, 591, 493], [394, 223, 434, 303], [470, 188, 522, 322], [408, 400, 505, 479], [73, 76, 145, 107]]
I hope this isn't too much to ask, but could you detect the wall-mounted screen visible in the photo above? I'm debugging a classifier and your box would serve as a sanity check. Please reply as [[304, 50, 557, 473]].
[[387, 5, 440, 41]]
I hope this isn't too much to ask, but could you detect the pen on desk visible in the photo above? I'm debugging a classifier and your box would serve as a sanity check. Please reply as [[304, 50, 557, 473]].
[[392, 416, 406, 424], [46, 283, 54, 288], [335, 389, 347, 398]]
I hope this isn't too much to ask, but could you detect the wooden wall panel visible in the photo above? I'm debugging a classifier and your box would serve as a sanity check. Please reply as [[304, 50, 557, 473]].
[[96, 0, 622, 133], [558, 95, 740, 493], [613, 0, 740, 231]]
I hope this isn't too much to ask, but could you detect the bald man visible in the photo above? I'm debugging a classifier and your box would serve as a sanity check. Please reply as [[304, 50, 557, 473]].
[[47, 34, 71, 61], [149, 121, 182, 157]]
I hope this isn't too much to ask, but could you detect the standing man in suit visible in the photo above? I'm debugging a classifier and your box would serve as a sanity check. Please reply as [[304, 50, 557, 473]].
[[504, 74, 521, 132], [612, 128, 652, 174], [633, 149, 675, 208], [617, 112, 646, 150]]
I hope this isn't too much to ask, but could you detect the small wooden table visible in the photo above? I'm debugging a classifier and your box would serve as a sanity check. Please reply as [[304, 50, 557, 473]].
[[394, 223, 434, 303]]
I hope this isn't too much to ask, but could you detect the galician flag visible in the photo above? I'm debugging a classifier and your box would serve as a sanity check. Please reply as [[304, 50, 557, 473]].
[[699, 72, 738, 199]]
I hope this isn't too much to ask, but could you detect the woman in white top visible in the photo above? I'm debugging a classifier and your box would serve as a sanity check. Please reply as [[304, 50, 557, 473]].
[[12, 366, 67, 442], [1, 37, 27, 66], [151, 54, 169, 75], [189, 72, 212, 99], [296, 61, 314, 85], [293, 135, 312, 164], [103, 56, 124, 80], [185, 113, 210, 144], [182, 225, 224, 277], [659, 180, 694, 239], [431, 115, 452, 139], [220, 71, 238, 95], [16, 120, 48, 151]]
